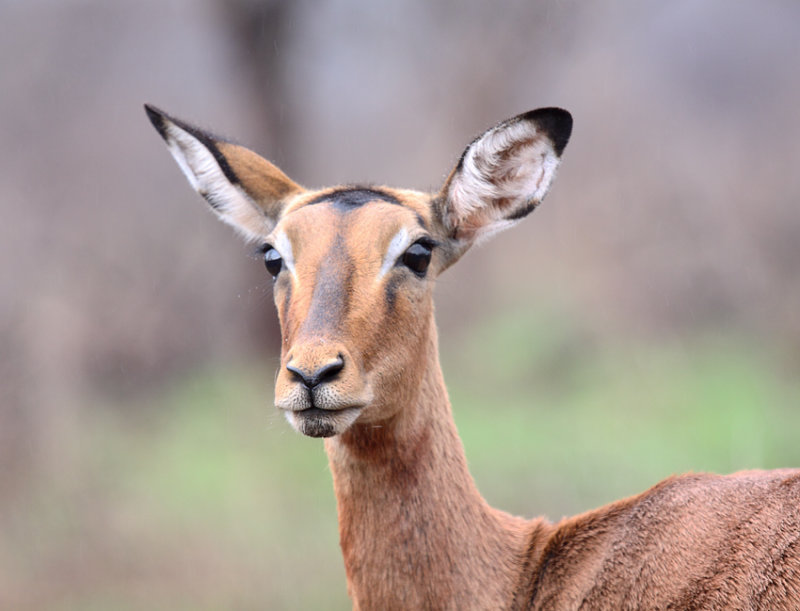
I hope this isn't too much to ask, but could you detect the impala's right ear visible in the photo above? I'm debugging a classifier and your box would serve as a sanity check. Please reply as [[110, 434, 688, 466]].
[[145, 104, 304, 241]]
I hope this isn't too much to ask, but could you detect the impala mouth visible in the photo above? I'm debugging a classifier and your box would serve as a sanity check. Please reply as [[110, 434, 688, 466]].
[[284, 405, 363, 438]]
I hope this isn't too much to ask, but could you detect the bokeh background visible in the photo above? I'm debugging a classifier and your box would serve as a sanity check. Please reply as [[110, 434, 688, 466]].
[[3, 0, 800, 608]]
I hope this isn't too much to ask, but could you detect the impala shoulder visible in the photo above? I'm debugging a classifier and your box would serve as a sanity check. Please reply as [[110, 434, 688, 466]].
[[530, 475, 725, 568], [540, 469, 800, 557]]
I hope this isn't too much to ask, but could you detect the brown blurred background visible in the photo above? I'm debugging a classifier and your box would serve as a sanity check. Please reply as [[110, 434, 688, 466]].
[[2, 0, 800, 608]]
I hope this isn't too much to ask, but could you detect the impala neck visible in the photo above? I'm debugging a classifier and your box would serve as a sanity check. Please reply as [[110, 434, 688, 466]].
[[324, 318, 532, 609]]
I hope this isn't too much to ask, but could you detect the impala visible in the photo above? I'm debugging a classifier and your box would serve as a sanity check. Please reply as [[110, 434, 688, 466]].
[[146, 104, 800, 609]]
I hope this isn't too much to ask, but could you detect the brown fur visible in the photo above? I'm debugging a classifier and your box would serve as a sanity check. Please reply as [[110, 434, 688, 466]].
[[147, 105, 800, 609], [217, 141, 302, 205]]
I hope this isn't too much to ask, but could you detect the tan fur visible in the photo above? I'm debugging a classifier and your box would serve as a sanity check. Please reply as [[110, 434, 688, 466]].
[[147, 105, 800, 609], [217, 142, 303, 211]]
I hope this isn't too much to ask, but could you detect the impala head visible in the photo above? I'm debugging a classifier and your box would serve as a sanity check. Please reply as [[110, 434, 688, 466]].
[[146, 105, 571, 437]]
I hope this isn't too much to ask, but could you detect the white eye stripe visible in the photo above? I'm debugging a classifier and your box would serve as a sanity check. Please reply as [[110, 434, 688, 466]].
[[272, 231, 296, 277], [272, 227, 421, 280], [378, 228, 411, 278]]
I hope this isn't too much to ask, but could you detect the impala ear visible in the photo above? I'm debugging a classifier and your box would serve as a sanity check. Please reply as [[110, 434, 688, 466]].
[[145, 104, 304, 241], [437, 108, 572, 250]]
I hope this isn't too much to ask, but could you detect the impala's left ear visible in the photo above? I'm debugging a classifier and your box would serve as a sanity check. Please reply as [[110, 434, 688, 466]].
[[145, 104, 305, 241], [437, 108, 572, 252]]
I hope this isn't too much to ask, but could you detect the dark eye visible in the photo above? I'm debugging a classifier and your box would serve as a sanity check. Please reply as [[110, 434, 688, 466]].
[[401, 241, 433, 276], [263, 247, 283, 277]]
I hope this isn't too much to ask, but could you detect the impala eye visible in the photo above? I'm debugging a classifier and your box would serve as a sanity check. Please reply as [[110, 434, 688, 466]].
[[401, 241, 433, 276], [263, 246, 283, 277]]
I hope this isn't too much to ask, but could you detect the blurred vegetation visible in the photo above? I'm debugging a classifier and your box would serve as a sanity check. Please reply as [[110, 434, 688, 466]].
[[447, 308, 800, 517], [4, 308, 799, 609]]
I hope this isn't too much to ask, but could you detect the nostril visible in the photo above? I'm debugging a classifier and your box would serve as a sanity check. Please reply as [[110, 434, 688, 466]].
[[316, 355, 345, 385], [287, 354, 345, 389], [286, 363, 308, 386]]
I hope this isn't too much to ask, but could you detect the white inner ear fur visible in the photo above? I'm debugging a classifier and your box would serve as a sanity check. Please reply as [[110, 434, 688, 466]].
[[448, 120, 561, 244], [378, 228, 411, 278], [162, 121, 270, 242]]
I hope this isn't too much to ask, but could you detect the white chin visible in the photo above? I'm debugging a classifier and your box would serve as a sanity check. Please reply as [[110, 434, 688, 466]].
[[284, 406, 362, 438]]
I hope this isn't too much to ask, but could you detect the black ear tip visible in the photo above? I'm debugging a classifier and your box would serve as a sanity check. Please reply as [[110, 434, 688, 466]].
[[144, 103, 169, 139], [522, 107, 573, 157]]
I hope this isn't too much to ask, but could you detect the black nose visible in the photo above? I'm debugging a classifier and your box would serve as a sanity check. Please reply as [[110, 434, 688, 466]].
[[286, 354, 345, 388]]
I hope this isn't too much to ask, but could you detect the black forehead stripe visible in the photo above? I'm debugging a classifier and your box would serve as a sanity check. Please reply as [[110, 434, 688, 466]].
[[303, 187, 429, 230], [305, 187, 401, 209]]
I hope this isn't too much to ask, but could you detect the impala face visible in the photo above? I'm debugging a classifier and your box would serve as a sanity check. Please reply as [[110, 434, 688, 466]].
[[266, 187, 444, 437], [145, 104, 572, 438]]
